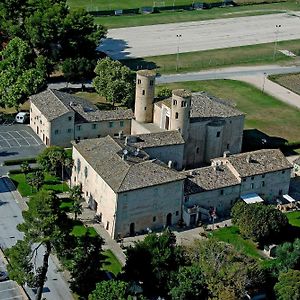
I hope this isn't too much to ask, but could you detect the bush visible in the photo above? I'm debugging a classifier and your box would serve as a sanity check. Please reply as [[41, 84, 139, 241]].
[[3, 158, 36, 166], [9, 167, 41, 174]]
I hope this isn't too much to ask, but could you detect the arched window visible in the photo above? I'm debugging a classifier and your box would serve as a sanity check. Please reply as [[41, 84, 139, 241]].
[[173, 100, 177, 105], [181, 101, 187, 107]]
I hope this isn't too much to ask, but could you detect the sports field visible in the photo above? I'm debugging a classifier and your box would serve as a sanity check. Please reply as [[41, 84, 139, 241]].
[[68, 0, 195, 10]]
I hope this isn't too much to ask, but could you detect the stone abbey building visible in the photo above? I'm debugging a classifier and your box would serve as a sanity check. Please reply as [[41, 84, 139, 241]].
[[29, 70, 293, 238]]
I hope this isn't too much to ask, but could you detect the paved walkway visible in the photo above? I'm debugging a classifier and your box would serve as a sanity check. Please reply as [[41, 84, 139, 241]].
[[79, 202, 126, 266], [231, 75, 300, 109]]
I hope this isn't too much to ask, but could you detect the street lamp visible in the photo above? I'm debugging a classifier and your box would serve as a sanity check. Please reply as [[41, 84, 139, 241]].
[[262, 72, 267, 93], [273, 24, 281, 60], [176, 34, 182, 72]]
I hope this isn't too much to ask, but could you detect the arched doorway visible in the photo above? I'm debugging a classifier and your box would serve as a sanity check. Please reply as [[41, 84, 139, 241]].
[[130, 222, 135, 236], [166, 213, 172, 227]]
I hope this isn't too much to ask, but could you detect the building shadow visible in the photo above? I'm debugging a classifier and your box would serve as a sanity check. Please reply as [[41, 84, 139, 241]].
[[242, 129, 288, 153], [98, 38, 131, 60], [121, 58, 158, 72]]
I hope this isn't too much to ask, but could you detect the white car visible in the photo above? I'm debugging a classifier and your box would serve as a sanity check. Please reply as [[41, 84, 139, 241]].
[[15, 112, 29, 124]]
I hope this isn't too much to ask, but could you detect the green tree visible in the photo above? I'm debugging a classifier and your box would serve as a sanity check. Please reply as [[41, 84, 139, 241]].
[[168, 265, 208, 300], [273, 239, 300, 274], [0, 0, 106, 73], [190, 239, 265, 299], [231, 201, 288, 245], [0, 37, 47, 108], [89, 280, 128, 300], [69, 233, 104, 297], [124, 229, 186, 297], [69, 185, 83, 220], [158, 87, 172, 100], [93, 58, 135, 108], [7, 190, 64, 300], [37, 146, 67, 177], [274, 269, 300, 300]]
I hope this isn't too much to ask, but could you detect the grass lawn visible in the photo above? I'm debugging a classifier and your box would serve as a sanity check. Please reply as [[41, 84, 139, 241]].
[[157, 79, 300, 142], [10, 172, 69, 197], [123, 39, 299, 74], [286, 211, 300, 228], [93, 1, 297, 28], [101, 249, 122, 276], [71, 225, 98, 237], [60, 198, 74, 212], [211, 226, 262, 259]]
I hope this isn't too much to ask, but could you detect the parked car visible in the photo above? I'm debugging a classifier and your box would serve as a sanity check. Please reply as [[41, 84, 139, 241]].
[[0, 270, 9, 282], [15, 112, 29, 124]]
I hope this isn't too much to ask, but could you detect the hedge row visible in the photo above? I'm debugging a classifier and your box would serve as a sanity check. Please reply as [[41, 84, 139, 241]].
[[8, 167, 41, 175], [3, 157, 37, 166]]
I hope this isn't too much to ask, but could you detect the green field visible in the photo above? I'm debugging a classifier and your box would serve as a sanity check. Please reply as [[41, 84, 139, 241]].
[[286, 211, 300, 228], [71, 225, 98, 237], [211, 226, 262, 259], [123, 39, 299, 74], [157, 79, 300, 142], [93, 2, 298, 28], [101, 250, 122, 276], [10, 172, 69, 197]]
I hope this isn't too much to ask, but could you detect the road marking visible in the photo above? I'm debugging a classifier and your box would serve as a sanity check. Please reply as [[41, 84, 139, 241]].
[[7, 133, 21, 147], [14, 132, 30, 146], [20, 130, 41, 145], [2, 296, 23, 300], [0, 287, 18, 293]]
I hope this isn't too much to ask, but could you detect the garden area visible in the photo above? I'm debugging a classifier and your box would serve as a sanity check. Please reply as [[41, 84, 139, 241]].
[[101, 250, 122, 277]]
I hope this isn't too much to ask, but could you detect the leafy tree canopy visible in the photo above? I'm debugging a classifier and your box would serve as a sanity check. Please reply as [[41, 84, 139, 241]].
[[231, 201, 288, 245], [124, 229, 185, 297], [190, 239, 265, 300], [89, 280, 129, 300], [0, 37, 47, 108], [93, 57, 135, 108], [274, 269, 300, 300]]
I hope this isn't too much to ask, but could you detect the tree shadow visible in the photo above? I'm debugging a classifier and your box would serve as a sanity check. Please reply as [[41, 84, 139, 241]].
[[242, 129, 288, 153], [0, 151, 19, 157], [98, 38, 132, 60], [121, 57, 158, 72]]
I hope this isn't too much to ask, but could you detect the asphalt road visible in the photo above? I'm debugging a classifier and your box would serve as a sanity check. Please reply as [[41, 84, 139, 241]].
[[0, 177, 73, 300], [156, 65, 300, 83], [99, 12, 300, 59]]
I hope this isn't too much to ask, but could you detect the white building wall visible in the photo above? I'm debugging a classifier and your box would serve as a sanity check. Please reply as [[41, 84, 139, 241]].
[[71, 147, 118, 237], [116, 180, 184, 237]]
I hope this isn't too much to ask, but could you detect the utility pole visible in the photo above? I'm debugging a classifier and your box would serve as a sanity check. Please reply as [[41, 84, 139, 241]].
[[262, 72, 267, 93], [176, 34, 182, 72]]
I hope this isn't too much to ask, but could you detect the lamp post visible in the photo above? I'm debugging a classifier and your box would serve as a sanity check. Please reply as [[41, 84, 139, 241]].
[[176, 34, 182, 72], [273, 24, 281, 60], [262, 72, 267, 93]]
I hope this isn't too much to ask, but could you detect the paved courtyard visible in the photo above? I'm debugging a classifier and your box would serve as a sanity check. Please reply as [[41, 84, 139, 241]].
[[0, 280, 26, 300]]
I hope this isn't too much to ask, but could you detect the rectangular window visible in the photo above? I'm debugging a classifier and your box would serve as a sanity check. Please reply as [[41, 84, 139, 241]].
[[262, 181, 265, 187], [106, 222, 109, 230], [262, 174, 265, 178], [220, 189, 224, 195], [92, 124, 97, 129], [279, 189, 283, 196], [173, 100, 177, 105], [216, 131, 220, 137], [243, 178, 246, 182], [54, 129, 59, 135], [68, 116, 72, 121], [138, 79, 141, 84], [153, 216, 156, 222], [120, 121, 124, 127], [251, 183, 254, 189], [109, 122, 113, 128], [176, 211, 179, 216], [282, 170, 285, 174], [175, 112, 179, 119], [251, 176, 254, 180], [227, 144, 230, 149], [77, 125, 81, 131], [67, 128, 72, 133], [142, 90, 145, 95], [150, 80, 154, 86]]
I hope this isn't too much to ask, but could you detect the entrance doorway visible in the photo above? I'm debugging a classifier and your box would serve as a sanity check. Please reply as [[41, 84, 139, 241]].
[[165, 116, 169, 130], [129, 222, 135, 236], [166, 213, 172, 227], [190, 214, 196, 226]]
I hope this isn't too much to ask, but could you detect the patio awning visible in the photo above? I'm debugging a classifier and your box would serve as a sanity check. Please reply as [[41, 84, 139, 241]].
[[241, 193, 264, 204], [283, 194, 296, 203]]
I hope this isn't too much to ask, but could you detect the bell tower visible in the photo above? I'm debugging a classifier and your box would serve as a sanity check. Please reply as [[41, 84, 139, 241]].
[[134, 70, 156, 123]]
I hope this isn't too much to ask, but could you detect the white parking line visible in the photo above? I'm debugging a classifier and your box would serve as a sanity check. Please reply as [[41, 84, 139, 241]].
[[0, 287, 18, 293], [7, 133, 21, 147], [0, 134, 12, 148], [14, 132, 30, 146], [2, 296, 23, 300], [22, 130, 41, 145]]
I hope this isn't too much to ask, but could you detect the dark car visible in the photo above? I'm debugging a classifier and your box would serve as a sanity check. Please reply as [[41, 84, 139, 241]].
[[0, 270, 9, 282]]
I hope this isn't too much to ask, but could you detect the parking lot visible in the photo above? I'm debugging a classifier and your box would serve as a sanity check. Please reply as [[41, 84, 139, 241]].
[[0, 280, 26, 300]]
